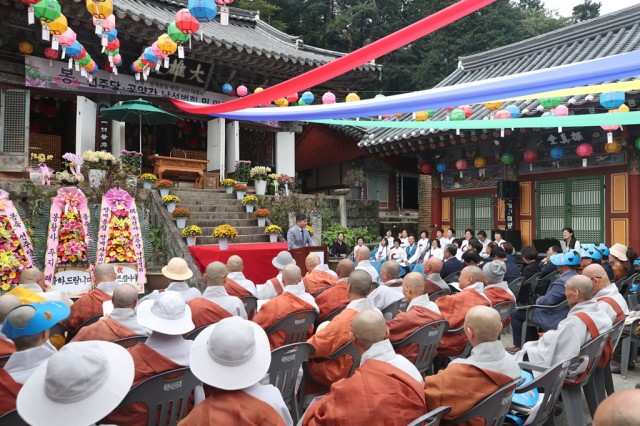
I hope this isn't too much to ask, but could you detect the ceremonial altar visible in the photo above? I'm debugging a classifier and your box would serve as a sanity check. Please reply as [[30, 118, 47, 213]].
[[148, 155, 209, 189]]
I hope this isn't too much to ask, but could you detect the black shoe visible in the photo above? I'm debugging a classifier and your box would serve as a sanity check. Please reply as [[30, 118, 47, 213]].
[[611, 361, 622, 374]]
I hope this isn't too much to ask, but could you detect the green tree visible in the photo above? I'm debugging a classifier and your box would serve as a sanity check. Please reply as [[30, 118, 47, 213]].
[[236, 0, 287, 31], [572, 0, 601, 22]]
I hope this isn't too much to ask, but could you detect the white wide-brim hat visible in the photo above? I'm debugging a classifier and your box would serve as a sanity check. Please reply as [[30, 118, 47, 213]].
[[137, 291, 194, 335], [272, 250, 295, 270], [190, 317, 270, 391], [161, 257, 194, 281], [17, 341, 134, 426]]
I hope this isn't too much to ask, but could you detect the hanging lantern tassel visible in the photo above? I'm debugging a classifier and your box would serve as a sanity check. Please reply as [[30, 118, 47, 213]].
[[61, 47, 66, 59], [95, 20, 102, 35], [42, 24, 50, 41], [135, 72, 140, 81], [607, 132, 613, 143], [582, 158, 587, 167], [558, 126, 562, 133], [456, 128, 460, 136], [178, 45, 185, 59], [155, 62, 161, 71], [51, 36, 59, 50], [102, 33, 108, 48], [28, 6, 35, 25], [108, 53, 114, 67], [500, 128, 505, 138], [113, 66, 118, 75], [74, 61, 80, 72], [220, 5, 229, 26], [189, 36, 191, 50], [68, 58, 73, 69], [164, 56, 170, 68], [459, 170, 463, 178]]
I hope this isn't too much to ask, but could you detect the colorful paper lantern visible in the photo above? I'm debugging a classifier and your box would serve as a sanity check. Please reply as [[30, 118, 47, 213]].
[[540, 97, 562, 110], [21, 0, 40, 4], [77, 56, 92, 67], [143, 47, 159, 65], [321, 92, 335, 104], [459, 105, 473, 118], [345, 93, 360, 102], [112, 54, 122, 66], [523, 150, 538, 163], [600, 91, 625, 110], [455, 159, 467, 170], [47, 15, 67, 35], [92, 14, 115, 31], [604, 141, 621, 154], [131, 62, 143, 73], [436, 162, 447, 173], [221, 83, 233, 94], [483, 101, 503, 111], [34, 0, 62, 23], [199, 127, 207, 137], [106, 38, 120, 52], [157, 34, 177, 55], [505, 105, 521, 119], [274, 98, 289, 107], [65, 41, 82, 57], [552, 105, 569, 116], [175, 9, 200, 34], [254, 87, 264, 94], [473, 157, 486, 168], [449, 108, 466, 121], [301, 91, 314, 105], [635, 138, 640, 150], [494, 110, 512, 120], [175, 119, 186, 128], [18, 41, 33, 55], [286, 93, 299, 104], [86, 0, 112, 19], [44, 47, 57, 59], [414, 111, 428, 122], [188, 0, 217, 23], [615, 104, 630, 113], [236, 85, 248, 97], [57, 28, 76, 47], [182, 124, 193, 135], [103, 28, 118, 42], [420, 164, 432, 175], [168, 22, 191, 43], [550, 147, 565, 159], [576, 143, 593, 157], [500, 153, 514, 165], [214, 0, 234, 4]]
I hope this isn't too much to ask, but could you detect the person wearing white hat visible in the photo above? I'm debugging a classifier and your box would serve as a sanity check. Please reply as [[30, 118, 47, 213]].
[[256, 251, 296, 300], [225, 255, 257, 297], [254, 264, 318, 350], [188, 262, 247, 329], [609, 243, 632, 281], [17, 268, 74, 307], [64, 264, 118, 331], [179, 317, 293, 425], [105, 291, 201, 425], [17, 341, 134, 426], [140, 258, 201, 304]]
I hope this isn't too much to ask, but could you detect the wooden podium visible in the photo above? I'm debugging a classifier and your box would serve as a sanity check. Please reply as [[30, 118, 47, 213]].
[[290, 246, 329, 272]]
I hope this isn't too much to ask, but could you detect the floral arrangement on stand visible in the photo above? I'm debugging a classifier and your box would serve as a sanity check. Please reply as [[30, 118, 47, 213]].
[[213, 224, 238, 239], [140, 173, 158, 189], [120, 150, 143, 173], [0, 190, 35, 288], [277, 174, 295, 195], [234, 160, 252, 183], [27, 152, 55, 185], [61, 152, 84, 184], [181, 225, 202, 237], [171, 207, 191, 229], [234, 183, 247, 192], [253, 208, 270, 227], [162, 195, 181, 213], [242, 195, 259, 212], [265, 224, 282, 242], [250, 166, 271, 181], [221, 178, 237, 187], [82, 150, 116, 170], [155, 179, 173, 197]]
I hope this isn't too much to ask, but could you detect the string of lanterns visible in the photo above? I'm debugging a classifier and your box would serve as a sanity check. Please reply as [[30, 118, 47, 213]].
[[87, 0, 122, 74]]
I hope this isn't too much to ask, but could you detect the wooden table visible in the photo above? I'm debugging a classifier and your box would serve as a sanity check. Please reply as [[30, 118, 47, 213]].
[[148, 155, 209, 189]]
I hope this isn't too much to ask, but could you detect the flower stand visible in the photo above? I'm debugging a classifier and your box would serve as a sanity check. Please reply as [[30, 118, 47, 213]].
[[186, 237, 197, 246], [257, 217, 266, 227], [254, 180, 267, 196], [236, 191, 246, 200], [246, 204, 255, 213], [160, 188, 170, 198], [175, 218, 187, 229], [218, 238, 230, 250], [89, 169, 107, 189], [269, 233, 278, 243], [29, 172, 42, 185], [166, 202, 176, 213], [143, 181, 153, 189], [225, 187, 233, 194]]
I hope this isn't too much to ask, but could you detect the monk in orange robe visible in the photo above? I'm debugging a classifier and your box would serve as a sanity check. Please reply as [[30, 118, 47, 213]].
[[71, 317, 138, 342], [303, 253, 337, 295], [315, 259, 353, 321], [188, 297, 232, 329], [0, 339, 15, 357], [253, 264, 319, 350], [435, 267, 491, 356], [225, 255, 257, 298], [388, 272, 444, 363], [63, 287, 111, 331], [0, 369, 21, 416], [482, 262, 516, 306], [225, 278, 253, 298]]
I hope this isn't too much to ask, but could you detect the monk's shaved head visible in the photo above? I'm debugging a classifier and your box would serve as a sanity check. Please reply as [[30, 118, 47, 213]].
[[462, 266, 484, 283], [205, 261, 228, 286], [356, 246, 371, 261], [94, 264, 117, 283], [347, 270, 372, 298], [226, 255, 243, 272], [381, 261, 400, 280], [593, 389, 640, 426], [403, 272, 426, 295], [465, 305, 502, 344], [6, 305, 47, 350], [352, 309, 387, 352], [0, 295, 21, 323], [305, 253, 321, 269], [19, 268, 42, 285], [282, 264, 302, 286], [582, 264, 610, 293], [336, 259, 355, 279], [566, 275, 594, 300], [425, 258, 443, 273], [112, 284, 138, 309]]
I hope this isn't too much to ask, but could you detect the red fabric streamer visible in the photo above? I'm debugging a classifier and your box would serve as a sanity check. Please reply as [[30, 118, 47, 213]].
[[171, 0, 496, 115]]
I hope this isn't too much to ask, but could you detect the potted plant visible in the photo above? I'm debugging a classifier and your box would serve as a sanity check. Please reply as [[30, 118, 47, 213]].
[[253, 208, 270, 227], [267, 173, 279, 195], [241, 195, 259, 213], [83, 150, 116, 188], [234, 160, 251, 183], [250, 165, 271, 195], [27, 152, 55, 185], [155, 179, 173, 197], [277, 174, 294, 196], [120, 150, 143, 173], [161, 194, 181, 213], [171, 207, 191, 229], [234, 183, 247, 200], [221, 178, 237, 194], [181, 225, 202, 247], [212, 224, 238, 250], [264, 224, 282, 243], [344, 168, 366, 199], [140, 173, 158, 189], [61, 152, 84, 184]]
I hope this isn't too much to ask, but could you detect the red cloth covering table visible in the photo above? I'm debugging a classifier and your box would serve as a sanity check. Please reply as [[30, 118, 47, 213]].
[[189, 243, 289, 284]]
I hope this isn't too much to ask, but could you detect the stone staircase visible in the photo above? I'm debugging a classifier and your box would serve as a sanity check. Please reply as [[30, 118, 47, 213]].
[[169, 188, 271, 245]]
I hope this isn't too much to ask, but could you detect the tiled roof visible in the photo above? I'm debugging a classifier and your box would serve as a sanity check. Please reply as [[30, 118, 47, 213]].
[[358, 4, 640, 150]]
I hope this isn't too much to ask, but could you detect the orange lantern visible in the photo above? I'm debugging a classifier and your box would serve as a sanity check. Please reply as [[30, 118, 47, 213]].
[[483, 101, 503, 111], [414, 111, 428, 121], [18, 41, 33, 55], [157, 34, 177, 55], [274, 98, 289, 107], [474, 157, 486, 168], [605, 141, 622, 154], [86, 0, 113, 19], [48, 15, 68, 36]]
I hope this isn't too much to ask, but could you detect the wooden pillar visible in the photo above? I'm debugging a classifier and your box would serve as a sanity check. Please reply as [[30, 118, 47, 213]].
[[629, 157, 640, 249], [431, 172, 442, 239]]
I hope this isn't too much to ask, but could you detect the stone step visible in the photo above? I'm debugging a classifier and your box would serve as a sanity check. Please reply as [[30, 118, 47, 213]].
[[198, 234, 275, 245], [180, 205, 248, 213], [173, 197, 245, 206], [199, 226, 269, 236], [189, 218, 259, 227], [188, 212, 256, 220], [160, 191, 238, 200]]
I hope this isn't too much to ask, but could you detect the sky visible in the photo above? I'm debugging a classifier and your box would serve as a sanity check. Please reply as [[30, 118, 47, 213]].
[[542, 0, 640, 17]]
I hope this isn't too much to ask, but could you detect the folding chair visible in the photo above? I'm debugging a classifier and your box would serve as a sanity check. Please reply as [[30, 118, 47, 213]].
[[535, 271, 560, 298], [492, 300, 516, 329], [591, 319, 626, 399], [620, 273, 640, 300], [515, 359, 573, 426], [240, 295, 258, 320], [519, 300, 568, 348], [381, 298, 408, 320], [429, 287, 451, 301], [326, 340, 361, 378], [371, 282, 380, 291], [446, 326, 472, 360], [0, 410, 27, 426], [317, 304, 347, 326], [115, 367, 201, 426], [443, 272, 460, 284], [184, 325, 208, 341], [518, 273, 541, 306], [507, 277, 524, 302], [628, 291, 639, 311], [265, 310, 318, 346], [449, 378, 521, 425], [407, 406, 452, 426], [392, 319, 449, 375], [268, 343, 315, 423], [112, 335, 148, 348], [66, 314, 103, 342], [621, 317, 640, 378]]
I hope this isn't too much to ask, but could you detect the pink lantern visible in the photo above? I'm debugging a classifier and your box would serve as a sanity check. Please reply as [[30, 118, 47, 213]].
[[286, 93, 299, 104], [93, 15, 115, 31], [601, 124, 619, 143], [151, 42, 167, 59], [459, 105, 473, 118], [57, 28, 77, 47], [494, 110, 512, 120], [455, 159, 467, 177], [236, 85, 248, 97], [322, 91, 336, 104], [552, 105, 569, 116], [132, 61, 144, 73], [577, 143, 593, 167], [112, 54, 122, 66], [44, 47, 58, 60]]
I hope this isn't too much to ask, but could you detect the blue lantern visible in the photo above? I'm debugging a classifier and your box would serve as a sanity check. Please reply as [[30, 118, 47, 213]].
[[300, 91, 314, 105], [222, 83, 233, 94], [103, 28, 118, 42], [436, 162, 447, 173], [600, 91, 625, 110], [143, 47, 158, 64], [188, 0, 217, 23], [505, 105, 521, 119], [550, 147, 565, 159], [65, 41, 83, 58], [88, 66, 99, 74]]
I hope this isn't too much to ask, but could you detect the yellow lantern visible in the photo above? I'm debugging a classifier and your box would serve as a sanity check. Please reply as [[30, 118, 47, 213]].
[[18, 41, 33, 55], [414, 111, 428, 121], [157, 34, 177, 55], [474, 157, 486, 168], [48, 15, 68, 36], [345, 93, 360, 102], [254, 87, 264, 94], [86, 0, 112, 19], [611, 104, 630, 113], [274, 98, 289, 107], [483, 101, 503, 111], [605, 141, 622, 154]]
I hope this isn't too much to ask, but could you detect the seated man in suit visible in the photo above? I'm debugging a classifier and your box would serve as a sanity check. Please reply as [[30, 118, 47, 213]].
[[315, 259, 353, 321], [507, 251, 580, 353], [440, 244, 465, 280], [303, 253, 337, 296], [64, 264, 120, 331], [287, 213, 311, 249], [425, 306, 521, 423]]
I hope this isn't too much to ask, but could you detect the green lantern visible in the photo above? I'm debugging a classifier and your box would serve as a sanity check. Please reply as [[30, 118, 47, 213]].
[[635, 137, 640, 150], [539, 97, 562, 110], [168, 22, 191, 44], [449, 108, 466, 121], [500, 152, 514, 165], [427, 110, 437, 118], [34, 0, 62, 23], [77, 56, 92, 66]]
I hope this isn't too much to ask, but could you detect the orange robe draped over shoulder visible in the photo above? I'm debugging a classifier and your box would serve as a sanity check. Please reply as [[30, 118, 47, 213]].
[[388, 307, 444, 363], [0, 338, 16, 357], [424, 363, 513, 426], [303, 359, 426, 425], [71, 317, 138, 342], [64, 288, 111, 331], [188, 297, 233, 329], [253, 292, 316, 350], [0, 369, 21, 416], [303, 270, 336, 296], [483, 287, 515, 306], [307, 308, 358, 386], [315, 281, 350, 321], [104, 343, 183, 425], [178, 388, 285, 426], [225, 278, 253, 298], [435, 290, 491, 356]]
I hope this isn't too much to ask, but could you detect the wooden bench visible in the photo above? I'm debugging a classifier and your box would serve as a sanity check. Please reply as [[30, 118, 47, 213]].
[[148, 155, 209, 189]]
